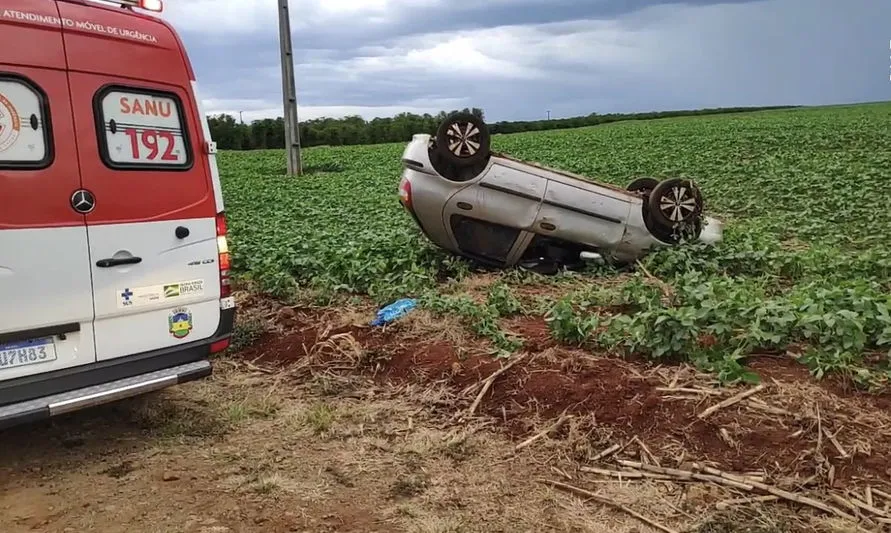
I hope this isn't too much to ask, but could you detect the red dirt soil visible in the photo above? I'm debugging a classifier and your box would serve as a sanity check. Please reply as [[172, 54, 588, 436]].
[[503, 316, 556, 352], [748, 354, 891, 409], [238, 308, 891, 489]]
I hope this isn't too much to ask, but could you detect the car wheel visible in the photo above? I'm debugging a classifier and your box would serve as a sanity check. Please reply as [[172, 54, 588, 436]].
[[648, 178, 703, 230], [434, 112, 490, 168], [626, 177, 659, 195], [642, 202, 703, 244]]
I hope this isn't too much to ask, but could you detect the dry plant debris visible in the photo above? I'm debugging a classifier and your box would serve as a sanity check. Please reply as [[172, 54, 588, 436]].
[[228, 298, 891, 532]]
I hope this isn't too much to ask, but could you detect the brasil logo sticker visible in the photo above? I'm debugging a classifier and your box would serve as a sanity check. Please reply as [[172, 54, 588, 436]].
[[164, 284, 180, 298], [168, 307, 193, 339]]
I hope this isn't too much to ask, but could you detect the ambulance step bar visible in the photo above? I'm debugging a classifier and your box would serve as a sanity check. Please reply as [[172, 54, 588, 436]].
[[0, 360, 211, 429]]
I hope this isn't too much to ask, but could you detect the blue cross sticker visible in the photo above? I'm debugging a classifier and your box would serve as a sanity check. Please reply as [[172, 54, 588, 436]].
[[121, 288, 133, 302]]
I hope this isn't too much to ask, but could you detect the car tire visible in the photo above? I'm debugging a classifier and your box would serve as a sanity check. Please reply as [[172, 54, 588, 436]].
[[626, 177, 660, 196], [647, 178, 703, 230], [434, 112, 491, 168], [642, 203, 703, 244]]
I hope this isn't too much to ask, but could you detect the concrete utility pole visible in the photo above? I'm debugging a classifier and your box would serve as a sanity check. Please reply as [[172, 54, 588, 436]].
[[277, 0, 302, 176]]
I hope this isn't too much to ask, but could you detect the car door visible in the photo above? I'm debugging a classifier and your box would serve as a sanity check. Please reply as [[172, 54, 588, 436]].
[[65, 71, 221, 361], [441, 159, 546, 264], [535, 178, 632, 251], [0, 2, 98, 380]]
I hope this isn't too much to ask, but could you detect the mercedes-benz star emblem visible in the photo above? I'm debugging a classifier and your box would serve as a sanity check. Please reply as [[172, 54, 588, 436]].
[[71, 190, 95, 214]]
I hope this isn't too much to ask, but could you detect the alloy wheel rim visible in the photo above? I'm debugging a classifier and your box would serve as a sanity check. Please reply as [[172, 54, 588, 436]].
[[446, 121, 481, 157], [659, 184, 699, 222]]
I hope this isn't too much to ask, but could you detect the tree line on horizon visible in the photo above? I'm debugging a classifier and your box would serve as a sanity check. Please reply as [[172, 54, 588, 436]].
[[206, 105, 799, 151]]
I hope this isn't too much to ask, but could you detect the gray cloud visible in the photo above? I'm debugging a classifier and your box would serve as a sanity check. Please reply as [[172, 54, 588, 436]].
[[170, 0, 890, 122], [283, 0, 764, 50]]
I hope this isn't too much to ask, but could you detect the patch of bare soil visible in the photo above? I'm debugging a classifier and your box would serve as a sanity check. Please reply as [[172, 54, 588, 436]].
[[502, 316, 556, 352], [0, 362, 743, 533], [235, 301, 891, 531], [5, 291, 888, 533]]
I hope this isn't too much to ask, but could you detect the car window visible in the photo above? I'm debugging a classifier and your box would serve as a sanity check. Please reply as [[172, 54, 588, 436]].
[[0, 75, 51, 169], [449, 215, 520, 263], [95, 86, 192, 170]]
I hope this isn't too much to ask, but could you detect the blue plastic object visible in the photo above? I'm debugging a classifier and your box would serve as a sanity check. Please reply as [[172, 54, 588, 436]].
[[370, 298, 417, 327]]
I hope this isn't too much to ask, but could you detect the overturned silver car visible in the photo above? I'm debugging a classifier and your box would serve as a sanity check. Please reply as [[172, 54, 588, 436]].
[[398, 112, 722, 273]]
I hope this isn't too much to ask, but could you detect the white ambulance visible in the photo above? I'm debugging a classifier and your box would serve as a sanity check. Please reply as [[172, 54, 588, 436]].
[[0, 0, 235, 428]]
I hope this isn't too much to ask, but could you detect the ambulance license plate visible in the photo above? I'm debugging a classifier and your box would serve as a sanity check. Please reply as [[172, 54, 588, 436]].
[[0, 337, 58, 370]]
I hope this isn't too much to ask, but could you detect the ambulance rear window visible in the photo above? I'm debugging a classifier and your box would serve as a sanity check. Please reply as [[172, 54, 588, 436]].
[[95, 86, 192, 171], [0, 76, 51, 170]]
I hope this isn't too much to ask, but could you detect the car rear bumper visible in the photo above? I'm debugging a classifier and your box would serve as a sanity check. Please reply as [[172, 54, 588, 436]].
[[0, 305, 235, 429]]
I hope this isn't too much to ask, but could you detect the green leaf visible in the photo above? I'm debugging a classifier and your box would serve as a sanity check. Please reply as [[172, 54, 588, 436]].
[[740, 371, 762, 385]]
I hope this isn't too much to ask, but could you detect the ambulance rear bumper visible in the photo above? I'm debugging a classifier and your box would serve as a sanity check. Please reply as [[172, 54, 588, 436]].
[[0, 360, 211, 429], [0, 306, 235, 430]]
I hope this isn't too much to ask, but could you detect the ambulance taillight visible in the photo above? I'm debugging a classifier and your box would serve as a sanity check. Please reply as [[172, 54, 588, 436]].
[[216, 213, 231, 298], [111, 0, 164, 12], [139, 0, 163, 12]]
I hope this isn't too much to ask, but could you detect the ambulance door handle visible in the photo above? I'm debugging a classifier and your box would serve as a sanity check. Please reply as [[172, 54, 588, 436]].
[[96, 256, 143, 268]]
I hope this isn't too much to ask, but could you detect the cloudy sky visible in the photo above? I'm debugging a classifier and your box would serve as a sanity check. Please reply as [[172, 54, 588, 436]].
[[159, 0, 889, 123]]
